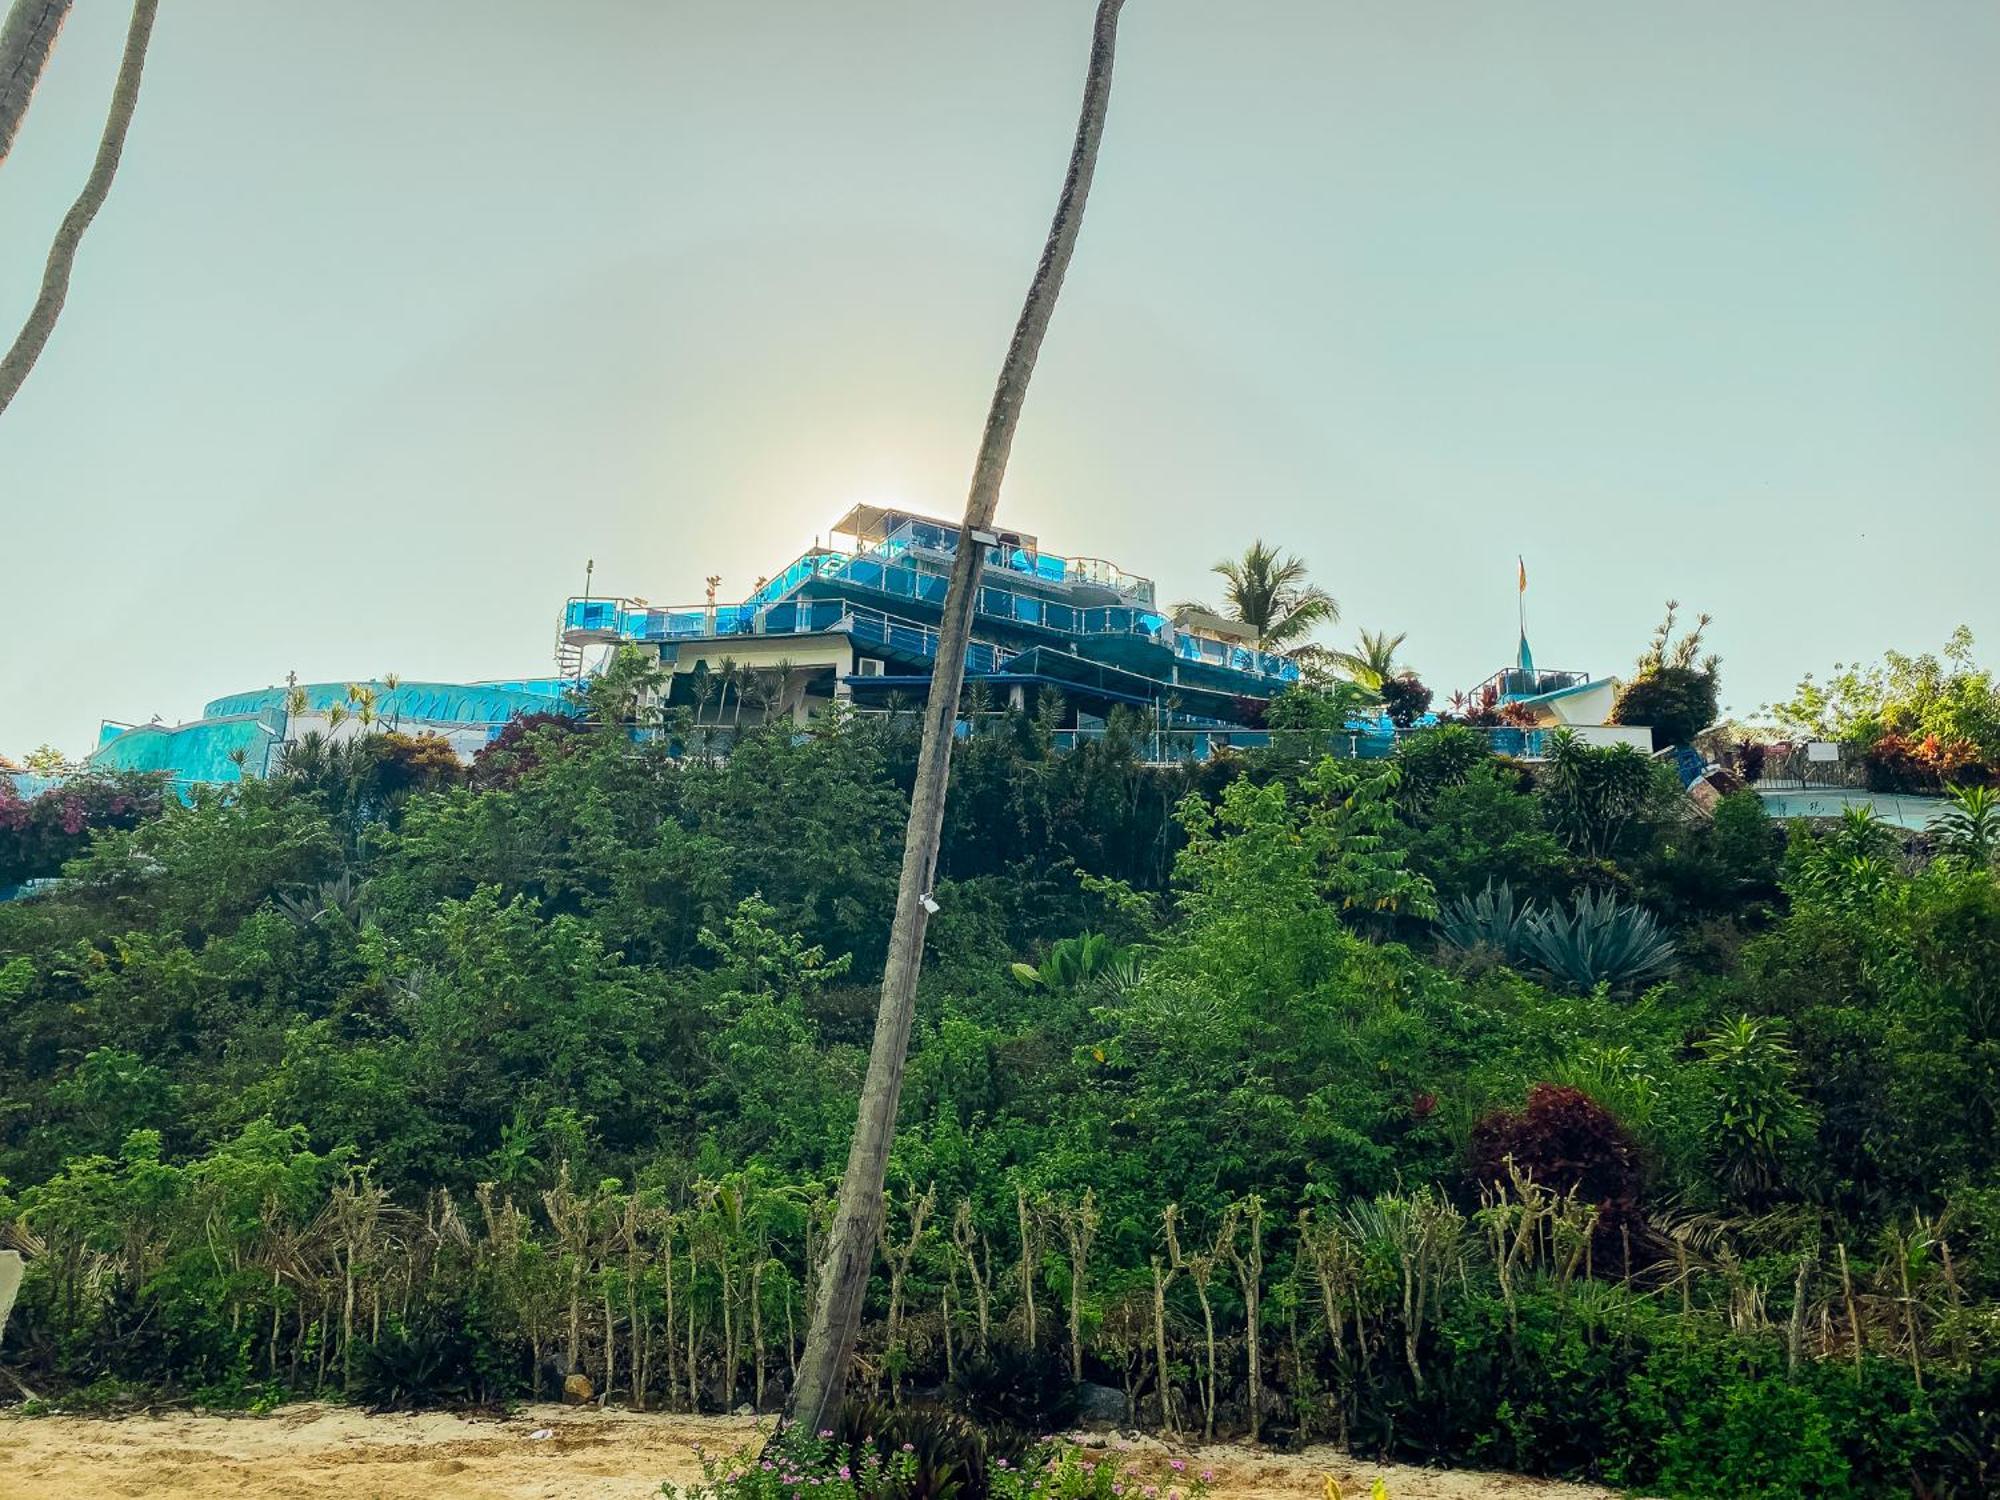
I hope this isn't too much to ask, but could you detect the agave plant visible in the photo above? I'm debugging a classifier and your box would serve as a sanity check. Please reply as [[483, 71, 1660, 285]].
[[1434, 880, 1534, 961], [1521, 887, 1677, 993]]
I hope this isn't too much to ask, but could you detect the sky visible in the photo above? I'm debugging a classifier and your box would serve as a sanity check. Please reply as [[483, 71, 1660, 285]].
[[2, 1, 1997, 757]]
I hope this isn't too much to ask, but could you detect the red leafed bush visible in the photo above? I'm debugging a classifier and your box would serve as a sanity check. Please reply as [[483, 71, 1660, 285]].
[[1469, 1083, 1641, 1228], [1865, 731, 1989, 792]]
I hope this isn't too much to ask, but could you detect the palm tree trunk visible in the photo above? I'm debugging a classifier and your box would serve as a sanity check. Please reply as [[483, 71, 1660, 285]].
[[0, 0, 157, 417], [781, 0, 1129, 1436], [0, 0, 74, 165]]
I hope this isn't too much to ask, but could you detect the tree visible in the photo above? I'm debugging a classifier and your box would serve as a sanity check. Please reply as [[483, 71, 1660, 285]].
[[1539, 728, 1665, 862], [1377, 675, 1432, 728], [0, 0, 158, 417], [1610, 601, 1720, 750], [19, 743, 73, 775], [0, 0, 74, 165], [1330, 628, 1407, 693], [1765, 627, 2000, 767], [1184, 539, 1339, 654], [784, 0, 1131, 1434]]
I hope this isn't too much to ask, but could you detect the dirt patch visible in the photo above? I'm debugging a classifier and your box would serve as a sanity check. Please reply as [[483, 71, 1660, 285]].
[[0, 1404, 1620, 1500]]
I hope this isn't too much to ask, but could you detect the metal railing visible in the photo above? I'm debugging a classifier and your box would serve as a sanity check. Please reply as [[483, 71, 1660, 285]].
[[1752, 743, 1868, 790], [565, 582, 1301, 685], [1469, 667, 1595, 703]]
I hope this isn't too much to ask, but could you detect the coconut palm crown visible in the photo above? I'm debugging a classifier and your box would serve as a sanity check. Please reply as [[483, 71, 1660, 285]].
[[1182, 540, 1339, 654], [1330, 628, 1410, 692]]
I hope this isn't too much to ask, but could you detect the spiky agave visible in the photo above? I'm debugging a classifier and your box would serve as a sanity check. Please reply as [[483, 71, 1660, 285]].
[[1521, 887, 1677, 992], [1435, 880, 1534, 962]]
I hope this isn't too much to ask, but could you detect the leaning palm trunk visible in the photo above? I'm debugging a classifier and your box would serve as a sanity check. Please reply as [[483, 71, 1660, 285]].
[[0, 0, 157, 417], [781, 0, 1130, 1435], [0, 0, 74, 164]]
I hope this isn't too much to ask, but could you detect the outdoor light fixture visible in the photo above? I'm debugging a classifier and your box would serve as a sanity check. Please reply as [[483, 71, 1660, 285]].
[[919, 892, 941, 915], [969, 529, 999, 547]]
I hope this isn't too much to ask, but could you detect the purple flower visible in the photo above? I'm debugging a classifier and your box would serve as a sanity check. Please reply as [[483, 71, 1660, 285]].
[[1200, 1470, 1215, 1484], [1170, 1461, 1187, 1473]]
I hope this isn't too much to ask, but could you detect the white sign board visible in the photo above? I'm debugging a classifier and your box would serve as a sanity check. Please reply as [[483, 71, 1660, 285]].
[[1806, 742, 1842, 763]]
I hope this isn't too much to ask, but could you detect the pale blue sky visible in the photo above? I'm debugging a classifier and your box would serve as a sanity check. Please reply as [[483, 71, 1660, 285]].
[[3, 1, 1996, 755]]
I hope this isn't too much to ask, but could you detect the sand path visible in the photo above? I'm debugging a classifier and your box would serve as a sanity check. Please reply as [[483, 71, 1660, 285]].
[[0, 1403, 1619, 1500]]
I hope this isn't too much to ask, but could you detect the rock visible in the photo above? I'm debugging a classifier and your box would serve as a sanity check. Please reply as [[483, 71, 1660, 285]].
[[562, 1372, 594, 1404], [733, 1403, 755, 1417], [1075, 1381, 1129, 1428]]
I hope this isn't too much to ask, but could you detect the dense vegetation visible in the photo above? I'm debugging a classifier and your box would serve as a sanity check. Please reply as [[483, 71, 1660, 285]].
[[1766, 627, 2000, 790], [2, 660, 1997, 1497]]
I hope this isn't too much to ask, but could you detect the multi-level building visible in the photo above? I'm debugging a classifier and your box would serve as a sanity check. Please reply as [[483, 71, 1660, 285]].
[[34, 511, 1645, 796], [83, 679, 574, 785], [559, 505, 1300, 734]]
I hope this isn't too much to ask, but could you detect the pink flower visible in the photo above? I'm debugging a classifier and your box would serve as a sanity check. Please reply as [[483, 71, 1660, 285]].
[[838, 1468, 851, 1480], [1171, 1460, 1186, 1473], [1200, 1470, 1215, 1484], [820, 1429, 834, 1439], [901, 1442, 915, 1453]]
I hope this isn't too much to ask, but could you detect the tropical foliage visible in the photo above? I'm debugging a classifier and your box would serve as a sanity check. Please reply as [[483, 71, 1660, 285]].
[[1182, 540, 1339, 653], [1766, 626, 2000, 785], [1329, 629, 1407, 693], [1610, 601, 1721, 749], [1, 669, 1996, 1498], [1437, 882, 1677, 992]]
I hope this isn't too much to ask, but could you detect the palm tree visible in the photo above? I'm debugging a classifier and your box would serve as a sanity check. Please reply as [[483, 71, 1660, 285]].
[[0, 0, 76, 166], [785, 0, 1131, 1436], [0, 0, 160, 417], [1330, 627, 1409, 693], [1182, 539, 1339, 654]]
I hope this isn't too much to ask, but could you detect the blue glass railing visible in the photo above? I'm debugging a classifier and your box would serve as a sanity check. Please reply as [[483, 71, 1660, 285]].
[[568, 511, 1306, 684], [567, 586, 1299, 685], [564, 595, 1015, 673], [749, 519, 1157, 611], [1047, 724, 1552, 764]]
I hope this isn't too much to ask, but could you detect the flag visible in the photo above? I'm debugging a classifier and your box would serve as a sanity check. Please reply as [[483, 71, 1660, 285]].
[[1517, 556, 1527, 593]]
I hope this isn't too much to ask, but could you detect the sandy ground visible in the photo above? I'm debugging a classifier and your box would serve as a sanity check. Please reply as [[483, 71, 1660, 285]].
[[0, 1404, 1620, 1500]]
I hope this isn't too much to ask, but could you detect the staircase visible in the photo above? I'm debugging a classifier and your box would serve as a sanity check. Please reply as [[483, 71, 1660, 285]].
[[553, 609, 586, 680]]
